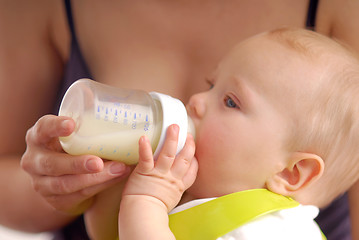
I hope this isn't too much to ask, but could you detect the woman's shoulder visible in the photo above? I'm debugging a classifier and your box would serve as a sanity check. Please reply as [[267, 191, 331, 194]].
[[0, 0, 69, 63], [0, 0, 70, 145], [316, 0, 359, 52]]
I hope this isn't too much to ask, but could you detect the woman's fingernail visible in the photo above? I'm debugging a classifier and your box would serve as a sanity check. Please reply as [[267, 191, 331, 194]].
[[61, 120, 71, 129], [85, 158, 101, 172], [109, 162, 126, 175]]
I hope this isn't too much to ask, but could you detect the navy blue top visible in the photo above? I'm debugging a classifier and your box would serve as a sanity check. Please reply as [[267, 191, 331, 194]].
[[57, 0, 352, 239], [54, 0, 93, 114]]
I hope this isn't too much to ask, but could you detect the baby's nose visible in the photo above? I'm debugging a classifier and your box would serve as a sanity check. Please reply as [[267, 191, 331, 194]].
[[186, 93, 206, 119]]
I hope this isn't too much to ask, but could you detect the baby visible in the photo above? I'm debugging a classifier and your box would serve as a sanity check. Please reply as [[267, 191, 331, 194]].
[[91, 28, 359, 239]]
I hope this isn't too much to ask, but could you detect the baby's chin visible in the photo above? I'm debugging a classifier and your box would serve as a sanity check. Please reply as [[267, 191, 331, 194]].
[[182, 181, 205, 201], [178, 191, 197, 205], [185, 181, 218, 200]]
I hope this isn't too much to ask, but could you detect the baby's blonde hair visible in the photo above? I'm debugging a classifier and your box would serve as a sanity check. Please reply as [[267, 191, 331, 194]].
[[267, 28, 359, 207]]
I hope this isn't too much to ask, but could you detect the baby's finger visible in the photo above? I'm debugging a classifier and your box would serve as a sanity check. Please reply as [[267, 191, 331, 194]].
[[137, 135, 154, 173], [155, 125, 179, 172], [171, 134, 195, 178], [182, 156, 198, 189]]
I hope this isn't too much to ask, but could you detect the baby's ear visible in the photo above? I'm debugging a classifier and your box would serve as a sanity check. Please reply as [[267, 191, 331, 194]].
[[266, 152, 324, 196]]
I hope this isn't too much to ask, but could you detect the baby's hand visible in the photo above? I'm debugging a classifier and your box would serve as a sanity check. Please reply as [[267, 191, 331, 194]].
[[122, 124, 198, 212]]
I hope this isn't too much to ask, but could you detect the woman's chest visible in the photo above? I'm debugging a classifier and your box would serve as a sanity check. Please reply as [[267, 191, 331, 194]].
[[72, 0, 308, 102]]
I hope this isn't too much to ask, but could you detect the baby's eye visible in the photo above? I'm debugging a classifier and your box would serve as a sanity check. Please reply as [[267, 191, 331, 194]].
[[224, 96, 238, 108]]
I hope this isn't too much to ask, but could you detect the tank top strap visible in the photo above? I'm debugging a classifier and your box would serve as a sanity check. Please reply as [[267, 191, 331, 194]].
[[55, 1, 93, 113], [63, 0, 92, 81], [64, 0, 78, 42], [306, 0, 319, 29]]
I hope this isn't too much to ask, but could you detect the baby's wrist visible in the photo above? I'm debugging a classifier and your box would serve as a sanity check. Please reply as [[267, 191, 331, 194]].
[[121, 194, 169, 212]]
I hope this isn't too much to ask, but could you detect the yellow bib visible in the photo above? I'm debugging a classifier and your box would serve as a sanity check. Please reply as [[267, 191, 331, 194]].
[[169, 189, 326, 240]]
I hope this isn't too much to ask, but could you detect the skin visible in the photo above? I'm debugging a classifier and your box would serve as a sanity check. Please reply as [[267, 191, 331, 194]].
[[0, 0, 359, 238], [120, 126, 198, 240], [119, 33, 327, 239]]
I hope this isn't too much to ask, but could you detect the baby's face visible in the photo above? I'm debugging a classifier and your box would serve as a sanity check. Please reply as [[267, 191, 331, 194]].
[[185, 33, 324, 199]]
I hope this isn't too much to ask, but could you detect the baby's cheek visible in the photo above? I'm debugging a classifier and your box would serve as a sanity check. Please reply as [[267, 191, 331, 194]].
[[196, 122, 229, 155], [195, 129, 218, 160], [193, 129, 224, 174]]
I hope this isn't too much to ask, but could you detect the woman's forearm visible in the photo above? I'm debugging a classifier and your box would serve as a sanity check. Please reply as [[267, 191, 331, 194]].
[[85, 181, 126, 240], [349, 181, 359, 240]]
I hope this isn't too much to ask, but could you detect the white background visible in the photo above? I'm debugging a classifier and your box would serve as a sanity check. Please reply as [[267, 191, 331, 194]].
[[0, 225, 53, 240]]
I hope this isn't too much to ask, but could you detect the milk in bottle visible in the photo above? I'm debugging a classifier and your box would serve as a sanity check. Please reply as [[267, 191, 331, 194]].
[[58, 79, 195, 165]]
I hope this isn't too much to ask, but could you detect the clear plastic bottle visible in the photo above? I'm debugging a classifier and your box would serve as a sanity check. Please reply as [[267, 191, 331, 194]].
[[58, 79, 195, 165]]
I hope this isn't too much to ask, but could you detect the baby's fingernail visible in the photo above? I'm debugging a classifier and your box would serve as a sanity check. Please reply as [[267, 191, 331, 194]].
[[109, 162, 126, 175], [172, 124, 179, 132], [140, 135, 148, 143], [85, 158, 101, 172]]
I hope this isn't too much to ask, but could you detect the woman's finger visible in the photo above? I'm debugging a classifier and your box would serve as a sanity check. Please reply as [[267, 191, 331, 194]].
[[27, 115, 75, 146], [33, 161, 129, 196], [22, 144, 105, 176], [45, 177, 125, 214], [38, 152, 104, 176]]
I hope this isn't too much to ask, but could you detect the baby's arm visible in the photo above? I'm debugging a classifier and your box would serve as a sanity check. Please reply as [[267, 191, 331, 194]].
[[119, 125, 198, 240]]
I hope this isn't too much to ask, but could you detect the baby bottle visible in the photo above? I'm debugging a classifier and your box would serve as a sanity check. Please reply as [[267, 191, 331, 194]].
[[58, 79, 195, 165]]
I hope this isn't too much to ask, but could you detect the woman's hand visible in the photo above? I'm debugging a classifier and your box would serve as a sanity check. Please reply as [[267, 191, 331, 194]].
[[349, 180, 359, 240], [21, 115, 131, 215]]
